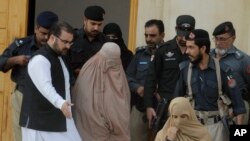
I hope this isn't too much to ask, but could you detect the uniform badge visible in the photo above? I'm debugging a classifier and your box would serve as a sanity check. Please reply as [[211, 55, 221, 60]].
[[165, 52, 174, 57], [139, 61, 147, 65], [15, 39, 24, 47], [227, 75, 236, 88], [151, 55, 155, 61], [189, 32, 195, 39]]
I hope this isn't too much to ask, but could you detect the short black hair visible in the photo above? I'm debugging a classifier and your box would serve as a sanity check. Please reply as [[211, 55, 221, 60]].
[[145, 19, 164, 34], [195, 39, 210, 54], [186, 29, 211, 54], [49, 21, 74, 38]]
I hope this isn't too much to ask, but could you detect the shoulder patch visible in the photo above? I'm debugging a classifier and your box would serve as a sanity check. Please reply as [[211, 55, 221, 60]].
[[157, 42, 170, 49], [14, 37, 32, 47], [14, 40, 21, 47], [135, 46, 146, 53], [179, 60, 189, 70]]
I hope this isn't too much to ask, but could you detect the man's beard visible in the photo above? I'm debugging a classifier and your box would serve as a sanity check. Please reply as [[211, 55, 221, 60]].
[[87, 30, 99, 37], [146, 41, 157, 48], [178, 39, 186, 47], [53, 42, 68, 55], [190, 52, 203, 65], [215, 47, 228, 56]]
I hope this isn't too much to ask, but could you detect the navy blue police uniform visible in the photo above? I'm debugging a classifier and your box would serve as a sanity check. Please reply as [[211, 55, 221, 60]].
[[68, 29, 106, 73], [174, 57, 246, 115], [67, 5, 106, 76], [211, 47, 250, 100], [0, 36, 38, 92], [144, 37, 189, 107], [126, 46, 156, 111]]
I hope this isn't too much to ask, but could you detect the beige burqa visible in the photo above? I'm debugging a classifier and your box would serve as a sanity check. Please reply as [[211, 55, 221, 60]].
[[155, 97, 212, 141], [72, 42, 130, 141]]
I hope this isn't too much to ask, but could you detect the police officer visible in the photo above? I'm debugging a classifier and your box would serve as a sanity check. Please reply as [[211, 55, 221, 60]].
[[144, 15, 194, 129], [210, 21, 250, 124], [0, 11, 58, 141], [175, 29, 246, 141], [68, 5, 106, 77], [126, 19, 165, 141]]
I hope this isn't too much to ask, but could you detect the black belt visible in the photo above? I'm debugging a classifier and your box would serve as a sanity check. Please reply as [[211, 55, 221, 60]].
[[198, 115, 221, 125]]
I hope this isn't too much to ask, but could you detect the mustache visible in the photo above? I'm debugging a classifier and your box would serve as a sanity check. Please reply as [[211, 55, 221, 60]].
[[179, 40, 186, 46], [91, 30, 99, 33]]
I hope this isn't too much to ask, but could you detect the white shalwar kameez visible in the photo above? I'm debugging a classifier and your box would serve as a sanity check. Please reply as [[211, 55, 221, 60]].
[[22, 55, 82, 141]]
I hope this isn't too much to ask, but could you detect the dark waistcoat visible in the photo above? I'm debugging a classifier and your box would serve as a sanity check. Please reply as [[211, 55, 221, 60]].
[[20, 45, 68, 131]]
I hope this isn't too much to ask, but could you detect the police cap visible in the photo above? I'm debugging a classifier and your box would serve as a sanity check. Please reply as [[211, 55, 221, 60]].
[[37, 11, 58, 29], [186, 29, 209, 41], [176, 15, 195, 36], [213, 21, 235, 36], [84, 5, 105, 21]]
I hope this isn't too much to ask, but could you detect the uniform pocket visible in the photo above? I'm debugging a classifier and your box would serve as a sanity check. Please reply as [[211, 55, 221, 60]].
[[136, 64, 149, 79], [206, 80, 219, 99]]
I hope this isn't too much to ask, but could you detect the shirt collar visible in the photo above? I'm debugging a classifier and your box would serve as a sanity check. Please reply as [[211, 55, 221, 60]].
[[192, 56, 216, 70]]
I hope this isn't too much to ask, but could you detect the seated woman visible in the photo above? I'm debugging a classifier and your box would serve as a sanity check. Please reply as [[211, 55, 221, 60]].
[[155, 97, 212, 141]]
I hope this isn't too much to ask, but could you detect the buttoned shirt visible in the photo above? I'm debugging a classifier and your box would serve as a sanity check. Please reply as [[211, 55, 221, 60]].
[[175, 56, 246, 115], [0, 35, 39, 91], [210, 45, 250, 100]]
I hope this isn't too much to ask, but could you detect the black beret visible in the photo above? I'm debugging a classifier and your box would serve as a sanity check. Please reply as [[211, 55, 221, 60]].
[[186, 29, 210, 43], [36, 11, 58, 29], [84, 5, 105, 21], [212, 21, 235, 36], [103, 23, 122, 38], [176, 15, 195, 36]]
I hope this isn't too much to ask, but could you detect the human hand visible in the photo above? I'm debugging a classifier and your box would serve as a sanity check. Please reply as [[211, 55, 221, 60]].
[[61, 101, 74, 118], [74, 69, 80, 76], [166, 126, 179, 141], [15, 55, 30, 66], [146, 107, 156, 128], [136, 86, 144, 97]]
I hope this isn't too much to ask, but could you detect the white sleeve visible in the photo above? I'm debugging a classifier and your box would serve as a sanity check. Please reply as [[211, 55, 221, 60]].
[[28, 55, 65, 109]]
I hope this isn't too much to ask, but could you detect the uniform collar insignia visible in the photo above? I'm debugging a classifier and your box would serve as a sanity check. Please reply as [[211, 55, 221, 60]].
[[165, 52, 174, 57]]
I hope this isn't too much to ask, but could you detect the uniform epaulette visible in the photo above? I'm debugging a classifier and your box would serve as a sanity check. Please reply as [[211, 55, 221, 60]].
[[135, 46, 146, 53], [157, 42, 169, 49], [234, 50, 243, 60], [14, 37, 32, 47], [155, 42, 165, 49], [179, 60, 189, 70]]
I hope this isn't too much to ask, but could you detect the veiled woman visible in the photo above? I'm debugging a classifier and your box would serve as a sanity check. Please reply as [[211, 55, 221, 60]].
[[72, 42, 130, 141], [155, 97, 211, 141]]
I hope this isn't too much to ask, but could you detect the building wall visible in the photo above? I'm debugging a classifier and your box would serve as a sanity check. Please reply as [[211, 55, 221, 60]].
[[35, 0, 131, 45], [136, 0, 250, 54]]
